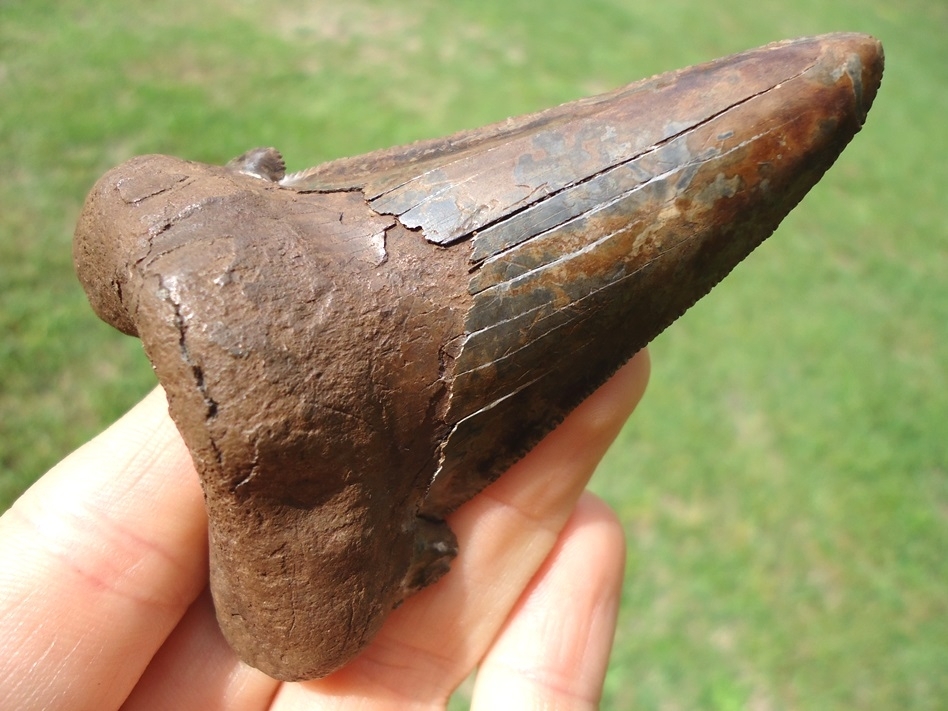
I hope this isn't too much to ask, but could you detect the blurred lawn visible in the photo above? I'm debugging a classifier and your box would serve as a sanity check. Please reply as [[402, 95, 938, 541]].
[[1, 0, 945, 708]]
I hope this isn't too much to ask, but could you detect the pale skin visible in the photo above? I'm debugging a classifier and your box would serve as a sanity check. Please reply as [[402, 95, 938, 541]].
[[0, 350, 649, 711]]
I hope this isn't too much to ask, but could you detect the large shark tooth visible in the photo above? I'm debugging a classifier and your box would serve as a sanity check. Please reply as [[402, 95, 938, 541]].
[[73, 33, 883, 681]]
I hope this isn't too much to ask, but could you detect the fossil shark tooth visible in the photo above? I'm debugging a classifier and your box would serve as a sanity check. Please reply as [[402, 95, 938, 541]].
[[73, 33, 883, 681]]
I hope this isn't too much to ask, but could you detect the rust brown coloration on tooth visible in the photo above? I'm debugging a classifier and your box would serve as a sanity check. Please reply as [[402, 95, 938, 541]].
[[73, 33, 883, 680]]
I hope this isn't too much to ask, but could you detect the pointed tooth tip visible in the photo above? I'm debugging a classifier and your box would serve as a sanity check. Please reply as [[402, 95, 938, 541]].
[[819, 33, 885, 124], [853, 34, 885, 121]]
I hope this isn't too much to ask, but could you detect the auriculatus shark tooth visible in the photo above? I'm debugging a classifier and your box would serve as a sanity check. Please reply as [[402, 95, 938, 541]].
[[74, 32, 883, 680]]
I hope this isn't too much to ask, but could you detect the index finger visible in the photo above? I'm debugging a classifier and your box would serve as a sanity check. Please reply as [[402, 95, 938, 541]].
[[0, 387, 208, 711]]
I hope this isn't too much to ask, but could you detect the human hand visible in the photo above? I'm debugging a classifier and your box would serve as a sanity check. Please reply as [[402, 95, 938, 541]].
[[0, 350, 649, 710]]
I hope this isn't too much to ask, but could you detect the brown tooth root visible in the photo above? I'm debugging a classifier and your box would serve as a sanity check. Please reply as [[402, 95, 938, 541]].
[[73, 33, 883, 681]]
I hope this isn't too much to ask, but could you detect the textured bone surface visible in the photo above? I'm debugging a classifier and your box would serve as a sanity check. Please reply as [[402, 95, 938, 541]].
[[73, 33, 882, 680]]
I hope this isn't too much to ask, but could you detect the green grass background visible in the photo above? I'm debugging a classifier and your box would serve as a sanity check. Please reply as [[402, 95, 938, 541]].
[[1, 0, 945, 708]]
